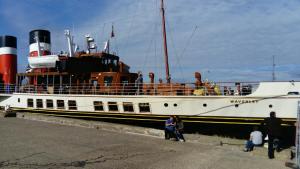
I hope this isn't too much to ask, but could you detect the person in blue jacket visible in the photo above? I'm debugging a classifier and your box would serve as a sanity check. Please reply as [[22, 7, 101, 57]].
[[165, 116, 179, 141]]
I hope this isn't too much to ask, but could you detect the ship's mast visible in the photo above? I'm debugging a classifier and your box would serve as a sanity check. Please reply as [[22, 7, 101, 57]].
[[161, 0, 171, 83]]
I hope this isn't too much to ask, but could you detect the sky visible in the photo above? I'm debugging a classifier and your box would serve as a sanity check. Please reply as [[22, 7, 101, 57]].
[[1, 0, 300, 83]]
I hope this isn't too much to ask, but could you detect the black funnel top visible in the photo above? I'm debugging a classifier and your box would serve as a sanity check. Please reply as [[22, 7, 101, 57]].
[[29, 29, 51, 44], [0, 36, 17, 48]]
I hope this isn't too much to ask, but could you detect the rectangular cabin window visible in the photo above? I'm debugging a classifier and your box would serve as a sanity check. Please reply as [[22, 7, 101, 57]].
[[46, 99, 54, 109], [68, 100, 77, 110], [123, 102, 134, 112], [108, 102, 118, 112], [57, 100, 65, 109], [27, 99, 34, 108], [139, 103, 151, 113], [36, 99, 43, 108], [104, 76, 113, 86], [94, 101, 104, 111]]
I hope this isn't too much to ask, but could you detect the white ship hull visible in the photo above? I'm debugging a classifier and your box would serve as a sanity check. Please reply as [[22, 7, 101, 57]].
[[1, 82, 299, 125]]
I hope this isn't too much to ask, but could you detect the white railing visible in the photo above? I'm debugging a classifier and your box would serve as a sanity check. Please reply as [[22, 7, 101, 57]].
[[0, 82, 258, 96]]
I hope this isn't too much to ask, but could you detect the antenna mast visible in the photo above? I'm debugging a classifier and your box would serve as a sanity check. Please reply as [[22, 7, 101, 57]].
[[272, 55, 276, 81], [161, 0, 171, 83]]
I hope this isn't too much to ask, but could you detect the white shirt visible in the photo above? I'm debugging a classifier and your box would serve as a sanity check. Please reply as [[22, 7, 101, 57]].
[[4, 105, 10, 111], [250, 131, 263, 145]]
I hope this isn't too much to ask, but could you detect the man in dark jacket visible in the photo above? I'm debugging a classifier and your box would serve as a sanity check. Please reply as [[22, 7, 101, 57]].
[[262, 111, 282, 159]]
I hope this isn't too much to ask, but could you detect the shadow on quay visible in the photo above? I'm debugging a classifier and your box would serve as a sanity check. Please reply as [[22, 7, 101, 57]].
[[65, 116, 296, 147]]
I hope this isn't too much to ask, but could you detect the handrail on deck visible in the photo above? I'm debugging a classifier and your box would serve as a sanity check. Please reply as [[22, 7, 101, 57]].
[[0, 82, 258, 96]]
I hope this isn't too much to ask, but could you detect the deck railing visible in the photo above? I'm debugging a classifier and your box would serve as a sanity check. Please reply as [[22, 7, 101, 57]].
[[0, 82, 258, 96]]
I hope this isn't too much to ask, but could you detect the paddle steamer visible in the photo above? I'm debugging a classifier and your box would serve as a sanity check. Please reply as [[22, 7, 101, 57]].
[[0, 0, 299, 126]]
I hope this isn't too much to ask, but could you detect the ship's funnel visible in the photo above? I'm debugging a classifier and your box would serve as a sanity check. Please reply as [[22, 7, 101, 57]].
[[29, 29, 51, 57], [28, 30, 59, 69], [0, 35, 17, 84]]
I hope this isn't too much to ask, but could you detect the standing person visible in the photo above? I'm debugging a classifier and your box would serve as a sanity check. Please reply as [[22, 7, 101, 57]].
[[135, 71, 143, 95], [243, 126, 263, 152], [175, 116, 185, 142], [262, 111, 283, 159], [165, 116, 178, 141]]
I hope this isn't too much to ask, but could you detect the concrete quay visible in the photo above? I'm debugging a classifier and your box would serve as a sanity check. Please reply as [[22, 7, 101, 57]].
[[0, 113, 295, 169]]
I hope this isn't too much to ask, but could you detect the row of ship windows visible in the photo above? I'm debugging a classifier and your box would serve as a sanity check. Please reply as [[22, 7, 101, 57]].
[[26, 99, 151, 113]]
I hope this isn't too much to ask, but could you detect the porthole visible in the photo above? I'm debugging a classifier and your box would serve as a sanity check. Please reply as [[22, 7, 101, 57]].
[[203, 103, 207, 107], [174, 103, 178, 107], [269, 104, 273, 108], [235, 104, 239, 108], [164, 103, 168, 107]]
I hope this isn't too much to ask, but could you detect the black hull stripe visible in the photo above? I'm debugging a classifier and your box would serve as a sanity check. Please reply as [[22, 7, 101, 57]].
[[13, 108, 296, 126], [13, 107, 296, 121]]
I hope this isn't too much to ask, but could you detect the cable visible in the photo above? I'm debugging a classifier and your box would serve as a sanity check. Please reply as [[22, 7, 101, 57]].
[[123, 0, 141, 51], [178, 25, 199, 64]]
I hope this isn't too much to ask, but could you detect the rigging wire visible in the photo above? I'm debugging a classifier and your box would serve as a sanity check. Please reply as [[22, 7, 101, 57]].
[[141, 0, 161, 76], [178, 25, 199, 66], [155, 0, 159, 79], [153, 0, 158, 81], [157, 0, 164, 80], [114, 32, 120, 55], [123, 0, 141, 53], [142, 30, 155, 73], [165, 15, 186, 82], [192, 94, 289, 116], [100, 23, 106, 45]]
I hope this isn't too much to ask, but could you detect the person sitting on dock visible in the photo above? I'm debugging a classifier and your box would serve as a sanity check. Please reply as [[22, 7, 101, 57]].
[[165, 116, 179, 141], [4, 104, 11, 112], [243, 126, 262, 152], [175, 116, 185, 142]]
